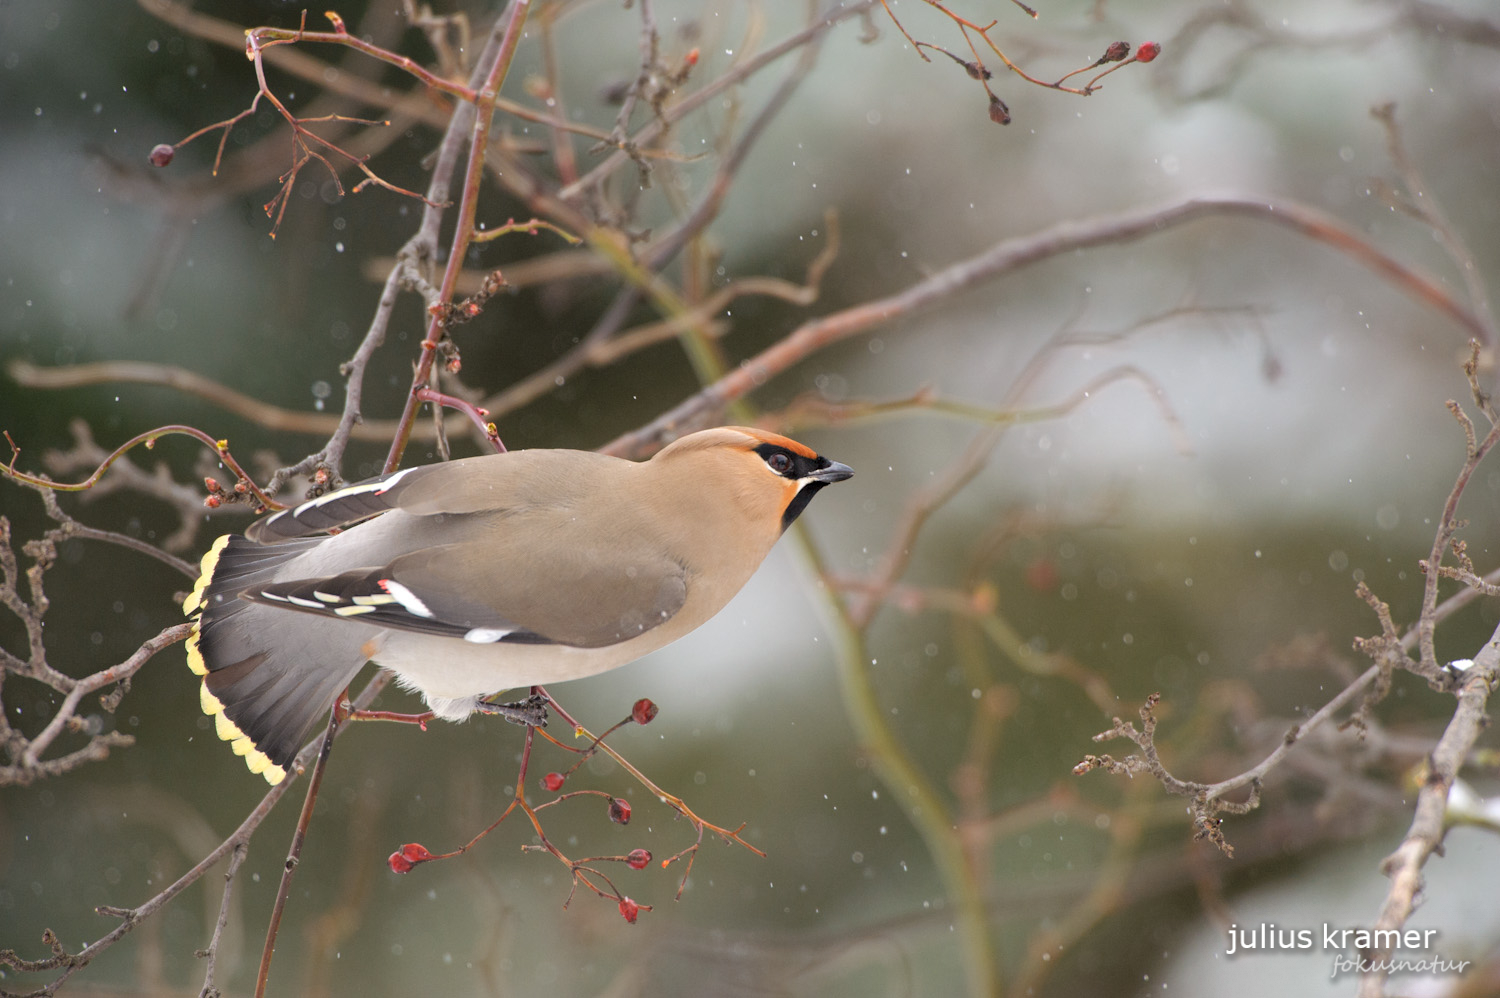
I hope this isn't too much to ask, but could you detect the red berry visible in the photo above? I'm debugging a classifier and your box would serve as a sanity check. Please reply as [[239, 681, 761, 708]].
[[1135, 42, 1161, 63], [204, 477, 220, 492], [626, 848, 651, 870], [149, 144, 175, 168], [387, 851, 413, 874], [543, 772, 565, 792], [204, 495, 221, 509], [400, 843, 432, 863], [631, 698, 659, 725], [618, 897, 641, 923], [609, 797, 631, 825], [684, 48, 699, 67]]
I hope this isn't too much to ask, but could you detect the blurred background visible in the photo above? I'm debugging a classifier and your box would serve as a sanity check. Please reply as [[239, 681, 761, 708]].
[[3, 0, 1500, 995]]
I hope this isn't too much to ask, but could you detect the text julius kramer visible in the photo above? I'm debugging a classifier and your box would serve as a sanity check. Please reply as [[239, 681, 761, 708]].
[[1227, 923, 1436, 956]]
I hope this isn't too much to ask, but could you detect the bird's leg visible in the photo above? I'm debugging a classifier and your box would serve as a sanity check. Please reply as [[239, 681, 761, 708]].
[[475, 692, 550, 728]]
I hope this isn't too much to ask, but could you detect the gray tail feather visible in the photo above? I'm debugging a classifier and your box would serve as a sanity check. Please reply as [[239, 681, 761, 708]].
[[187, 534, 371, 775]]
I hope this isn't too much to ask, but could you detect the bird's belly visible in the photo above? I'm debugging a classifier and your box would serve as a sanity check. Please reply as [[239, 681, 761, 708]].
[[371, 628, 664, 705]]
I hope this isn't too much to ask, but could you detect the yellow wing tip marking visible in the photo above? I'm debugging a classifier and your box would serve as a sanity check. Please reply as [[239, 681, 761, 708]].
[[183, 535, 232, 616], [199, 680, 285, 784]]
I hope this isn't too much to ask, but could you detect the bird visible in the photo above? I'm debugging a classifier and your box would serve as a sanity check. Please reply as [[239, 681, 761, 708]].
[[183, 426, 853, 784]]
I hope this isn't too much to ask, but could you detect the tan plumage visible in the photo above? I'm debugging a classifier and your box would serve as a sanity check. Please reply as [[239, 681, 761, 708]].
[[183, 426, 852, 783]]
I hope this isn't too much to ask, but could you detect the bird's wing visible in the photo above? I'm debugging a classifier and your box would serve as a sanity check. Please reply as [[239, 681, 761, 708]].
[[241, 537, 689, 649], [246, 449, 623, 543], [246, 465, 429, 542]]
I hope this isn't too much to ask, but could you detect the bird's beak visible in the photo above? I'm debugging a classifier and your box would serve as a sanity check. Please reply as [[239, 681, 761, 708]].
[[810, 460, 854, 484]]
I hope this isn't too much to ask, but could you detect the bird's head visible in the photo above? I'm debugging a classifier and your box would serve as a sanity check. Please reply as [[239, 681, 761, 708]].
[[652, 426, 854, 535]]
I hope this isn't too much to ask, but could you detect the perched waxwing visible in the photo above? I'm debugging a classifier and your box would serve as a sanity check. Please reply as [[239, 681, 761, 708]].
[[183, 426, 853, 783]]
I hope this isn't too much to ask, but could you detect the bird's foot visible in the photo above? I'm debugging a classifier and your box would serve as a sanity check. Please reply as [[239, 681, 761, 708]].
[[475, 692, 550, 728]]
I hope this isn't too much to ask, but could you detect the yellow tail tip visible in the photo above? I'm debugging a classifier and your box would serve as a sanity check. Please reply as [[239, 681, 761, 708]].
[[198, 679, 285, 784], [183, 535, 231, 616]]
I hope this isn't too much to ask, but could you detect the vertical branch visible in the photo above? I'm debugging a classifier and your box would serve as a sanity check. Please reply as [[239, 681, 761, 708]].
[[254, 708, 343, 998], [264, 13, 493, 491], [385, 0, 533, 473], [1416, 397, 1500, 677], [793, 529, 1003, 998]]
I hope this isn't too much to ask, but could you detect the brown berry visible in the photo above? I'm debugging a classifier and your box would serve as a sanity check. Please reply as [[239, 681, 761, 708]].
[[149, 144, 175, 167], [987, 95, 1011, 126]]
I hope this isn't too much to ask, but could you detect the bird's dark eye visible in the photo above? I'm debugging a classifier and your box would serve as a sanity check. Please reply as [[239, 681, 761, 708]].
[[767, 452, 793, 474]]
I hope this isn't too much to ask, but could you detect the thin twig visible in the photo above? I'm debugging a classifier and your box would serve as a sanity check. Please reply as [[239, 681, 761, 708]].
[[196, 841, 247, 998], [1369, 103, 1497, 342], [13, 624, 192, 779], [383, 0, 533, 473]]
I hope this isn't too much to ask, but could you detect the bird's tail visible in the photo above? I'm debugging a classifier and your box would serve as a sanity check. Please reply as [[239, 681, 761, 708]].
[[184, 534, 370, 783]]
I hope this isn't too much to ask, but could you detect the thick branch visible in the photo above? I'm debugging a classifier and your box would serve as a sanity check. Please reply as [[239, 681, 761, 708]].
[[1356, 624, 1500, 997]]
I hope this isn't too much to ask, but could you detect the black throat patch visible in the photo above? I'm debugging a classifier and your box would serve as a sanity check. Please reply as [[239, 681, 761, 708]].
[[780, 480, 829, 532], [754, 442, 835, 533]]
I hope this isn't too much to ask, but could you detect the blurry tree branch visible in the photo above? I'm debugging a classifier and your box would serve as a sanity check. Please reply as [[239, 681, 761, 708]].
[[604, 192, 1490, 457], [1160, 0, 1500, 102]]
